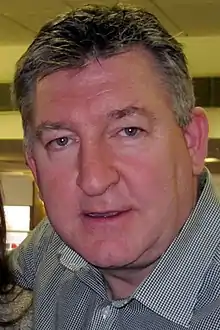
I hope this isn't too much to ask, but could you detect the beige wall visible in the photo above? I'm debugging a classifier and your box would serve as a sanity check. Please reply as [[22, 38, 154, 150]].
[[206, 108, 220, 138], [0, 111, 23, 139], [0, 172, 33, 205]]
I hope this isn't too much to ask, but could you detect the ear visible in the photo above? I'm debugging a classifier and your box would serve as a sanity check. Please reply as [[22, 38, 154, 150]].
[[25, 150, 44, 200], [183, 107, 209, 175], [25, 149, 38, 185]]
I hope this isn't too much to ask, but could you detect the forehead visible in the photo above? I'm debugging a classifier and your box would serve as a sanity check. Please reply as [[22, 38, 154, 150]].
[[35, 50, 171, 122]]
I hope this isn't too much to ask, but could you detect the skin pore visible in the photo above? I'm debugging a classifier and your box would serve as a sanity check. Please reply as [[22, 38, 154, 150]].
[[26, 49, 208, 299]]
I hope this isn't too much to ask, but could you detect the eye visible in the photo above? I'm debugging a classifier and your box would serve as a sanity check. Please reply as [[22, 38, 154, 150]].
[[55, 137, 70, 146], [46, 136, 72, 150], [119, 127, 144, 137]]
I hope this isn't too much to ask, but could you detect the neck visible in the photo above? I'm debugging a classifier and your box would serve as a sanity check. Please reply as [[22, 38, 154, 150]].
[[101, 260, 158, 300]]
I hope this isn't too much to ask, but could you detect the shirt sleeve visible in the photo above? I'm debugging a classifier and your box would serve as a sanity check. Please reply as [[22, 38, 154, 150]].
[[8, 218, 54, 290]]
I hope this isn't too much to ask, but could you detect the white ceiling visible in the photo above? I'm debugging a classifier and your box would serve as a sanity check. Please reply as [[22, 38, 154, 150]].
[[0, 0, 220, 45]]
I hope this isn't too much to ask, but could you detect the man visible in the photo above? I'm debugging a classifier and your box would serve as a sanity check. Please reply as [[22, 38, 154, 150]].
[[10, 4, 220, 329]]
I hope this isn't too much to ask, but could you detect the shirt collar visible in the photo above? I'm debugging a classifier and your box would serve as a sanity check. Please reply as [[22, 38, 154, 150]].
[[58, 169, 220, 327]]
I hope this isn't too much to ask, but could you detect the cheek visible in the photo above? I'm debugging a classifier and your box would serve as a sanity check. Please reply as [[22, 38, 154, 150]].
[[34, 153, 78, 212], [117, 140, 174, 191], [117, 141, 179, 217], [34, 147, 77, 183], [36, 168, 81, 238], [126, 158, 175, 205]]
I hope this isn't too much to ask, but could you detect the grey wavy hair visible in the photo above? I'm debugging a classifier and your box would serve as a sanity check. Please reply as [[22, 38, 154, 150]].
[[11, 3, 195, 147]]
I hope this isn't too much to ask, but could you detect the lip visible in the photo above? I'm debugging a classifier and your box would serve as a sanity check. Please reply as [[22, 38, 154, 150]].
[[81, 209, 131, 222]]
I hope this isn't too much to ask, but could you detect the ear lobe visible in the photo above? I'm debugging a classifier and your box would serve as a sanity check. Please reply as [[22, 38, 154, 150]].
[[183, 107, 209, 175]]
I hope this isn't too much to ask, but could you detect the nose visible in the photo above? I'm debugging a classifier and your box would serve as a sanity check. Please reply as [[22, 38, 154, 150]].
[[76, 142, 119, 196]]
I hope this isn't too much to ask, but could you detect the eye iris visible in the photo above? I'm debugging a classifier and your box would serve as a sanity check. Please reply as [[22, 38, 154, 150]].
[[57, 137, 68, 146], [124, 127, 138, 136]]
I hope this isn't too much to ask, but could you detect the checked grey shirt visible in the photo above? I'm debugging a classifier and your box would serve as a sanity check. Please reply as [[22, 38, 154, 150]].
[[10, 170, 220, 329]]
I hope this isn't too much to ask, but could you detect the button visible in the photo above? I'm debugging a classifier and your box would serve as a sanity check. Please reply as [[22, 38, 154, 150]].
[[101, 305, 111, 320], [112, 299, 128, 308]]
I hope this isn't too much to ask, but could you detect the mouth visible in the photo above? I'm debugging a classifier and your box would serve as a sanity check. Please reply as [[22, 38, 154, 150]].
[[82, 209, 130, 221]]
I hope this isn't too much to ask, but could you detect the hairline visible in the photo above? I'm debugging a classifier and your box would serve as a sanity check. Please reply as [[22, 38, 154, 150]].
[[22, 45, 186, 150]]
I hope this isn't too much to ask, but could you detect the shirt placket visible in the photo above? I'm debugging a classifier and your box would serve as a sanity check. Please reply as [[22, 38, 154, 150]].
[[89, 302, 118, 330]]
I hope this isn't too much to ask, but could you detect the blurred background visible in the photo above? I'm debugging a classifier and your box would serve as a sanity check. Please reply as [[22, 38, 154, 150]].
[[0, 0, 220, 248]]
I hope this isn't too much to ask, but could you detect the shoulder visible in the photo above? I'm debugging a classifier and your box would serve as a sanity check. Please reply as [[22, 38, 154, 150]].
[[9, 218, 63, 289], [0, 286, 33, 329]]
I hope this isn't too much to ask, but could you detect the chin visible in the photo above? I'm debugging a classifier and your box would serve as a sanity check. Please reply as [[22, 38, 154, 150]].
[[78, 244, 135, 270], [63, 227, 140, 269], [89, 257, 130, 270]]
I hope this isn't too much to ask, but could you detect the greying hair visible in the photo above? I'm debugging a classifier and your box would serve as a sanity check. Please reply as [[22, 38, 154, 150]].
[[12, 3, 195, 146]]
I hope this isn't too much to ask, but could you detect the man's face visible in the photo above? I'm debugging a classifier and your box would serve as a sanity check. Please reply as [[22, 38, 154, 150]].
[[27, 50, 208, 269]]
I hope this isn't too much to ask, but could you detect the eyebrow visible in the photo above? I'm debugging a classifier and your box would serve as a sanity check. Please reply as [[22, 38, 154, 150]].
[[34, 105, 154, 139], [107, 106, 153, 120], [35, 121, 73, 139]]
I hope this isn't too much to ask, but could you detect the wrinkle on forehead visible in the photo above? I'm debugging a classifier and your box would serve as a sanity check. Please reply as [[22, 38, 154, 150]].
[[90, 88, 113, 99], [35, 50, 173, 127]]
